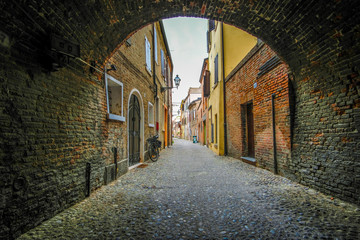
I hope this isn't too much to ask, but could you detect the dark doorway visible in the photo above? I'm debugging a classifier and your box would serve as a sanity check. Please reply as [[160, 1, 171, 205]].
[[129, 95, 141, 167], [246, 102, 255, 158]]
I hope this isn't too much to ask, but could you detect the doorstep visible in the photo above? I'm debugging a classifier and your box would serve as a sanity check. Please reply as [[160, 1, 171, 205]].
[[241, 157, 257, 166], [129, 163, 143, 170]]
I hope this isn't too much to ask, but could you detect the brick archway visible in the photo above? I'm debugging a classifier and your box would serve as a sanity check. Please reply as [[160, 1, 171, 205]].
[[1, 1, 359, 238], [2, 1, 358, 80]]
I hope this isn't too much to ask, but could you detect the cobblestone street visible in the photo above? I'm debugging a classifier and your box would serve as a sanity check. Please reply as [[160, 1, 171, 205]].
[[19, 139, 360, 240]]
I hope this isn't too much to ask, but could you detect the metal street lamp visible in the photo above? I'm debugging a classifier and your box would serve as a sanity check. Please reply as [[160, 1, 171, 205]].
[[161, 74, 181, 92]]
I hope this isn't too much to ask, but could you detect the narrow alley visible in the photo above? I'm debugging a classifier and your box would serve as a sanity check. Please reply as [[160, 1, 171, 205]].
[[19, 139, 359, 240]]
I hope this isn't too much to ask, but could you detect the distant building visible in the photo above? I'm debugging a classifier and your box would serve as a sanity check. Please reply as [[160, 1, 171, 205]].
[[172, 115, 181, 138], [180, 87, 201, 140], [198, 58, 210, 146], [189, 98, 201, 142], [172, 102, 181, 138]]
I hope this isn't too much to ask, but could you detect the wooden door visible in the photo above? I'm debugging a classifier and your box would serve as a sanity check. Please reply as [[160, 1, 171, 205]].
[[129, 95, 141, 166], [247, 102, 255, 158]]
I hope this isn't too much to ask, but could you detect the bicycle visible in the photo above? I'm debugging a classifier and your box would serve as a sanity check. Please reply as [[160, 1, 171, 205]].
[[146, 135, 162, 161]]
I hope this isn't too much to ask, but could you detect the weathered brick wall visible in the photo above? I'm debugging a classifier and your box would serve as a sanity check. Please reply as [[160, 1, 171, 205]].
[[226, 43, 291, 175], [290, 63, 360, 204], [0, 21, 171, 239], [0, 62, 109, 238], [1, 0, 359, 238], [254, 60, 291, 175]]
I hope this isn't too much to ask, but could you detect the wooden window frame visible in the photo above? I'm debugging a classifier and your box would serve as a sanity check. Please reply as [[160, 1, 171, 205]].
[[105, 74, 125, 122]]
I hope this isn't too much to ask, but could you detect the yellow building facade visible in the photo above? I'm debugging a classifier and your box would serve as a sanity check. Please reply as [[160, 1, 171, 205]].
[[207, 21, 257, 155]]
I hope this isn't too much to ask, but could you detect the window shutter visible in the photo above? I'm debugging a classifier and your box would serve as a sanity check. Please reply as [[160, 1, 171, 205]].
[[161, 49, 165, 76], [214, 55, 218, 85], [145, 37, 151, 72], [206, 30, 210, 53], [148, 40, 151, 71], [209, 20, 215, 31], [165, 61, 168, 84], [204, 70, 210, 97], [154, 27, 158, 63]]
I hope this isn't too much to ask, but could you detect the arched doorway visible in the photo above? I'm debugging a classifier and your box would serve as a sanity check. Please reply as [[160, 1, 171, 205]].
[[127, 89, 145, 168], [128, 94, 141, 167]]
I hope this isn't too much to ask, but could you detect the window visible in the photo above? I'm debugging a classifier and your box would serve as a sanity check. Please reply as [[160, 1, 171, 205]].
[[206, 30, 210, 53], [166, 60, 169, 83], [161, 49, 165, 77], [209, 20, 215, 31], [154, 26, 158, 64], [106, 74, 125, 121], [214, 54, 218, 85], [203, 70, 210, 97], [148, 102, 154, 127], [145, 36, 151, 73]]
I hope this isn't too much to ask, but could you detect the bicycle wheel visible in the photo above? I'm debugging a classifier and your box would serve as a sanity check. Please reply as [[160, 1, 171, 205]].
[[149, 144, 159, 162]]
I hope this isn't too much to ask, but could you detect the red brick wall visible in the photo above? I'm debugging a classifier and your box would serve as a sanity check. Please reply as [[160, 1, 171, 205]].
[[226, 43, 290, 175], [254, 62, 291, 174]]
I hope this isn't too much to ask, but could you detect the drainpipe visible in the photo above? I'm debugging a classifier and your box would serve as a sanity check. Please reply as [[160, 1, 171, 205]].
[[152, 23, 159, 137], [272, 93, 278, 174], [221, 22, 228, 156], [152, 23, 158, 100], [169, 68, 173, 146], [85, 162, 91, 197], [114, 147, 117, 179]]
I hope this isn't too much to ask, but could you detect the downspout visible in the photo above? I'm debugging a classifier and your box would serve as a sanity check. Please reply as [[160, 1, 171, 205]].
[[170, 67, 173, 146], [221, 22, 228, 156], [152, 23, 157, 100], [272, 93, 278, 174], [85, 162, 91, 197], [114, 147, 117, 179]]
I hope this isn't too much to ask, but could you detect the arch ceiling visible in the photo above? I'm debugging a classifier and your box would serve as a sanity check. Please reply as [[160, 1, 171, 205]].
[[1, 0, 359, 80]]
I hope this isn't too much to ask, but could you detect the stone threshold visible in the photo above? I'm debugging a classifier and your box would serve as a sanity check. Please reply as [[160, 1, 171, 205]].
[[241, 157, 257, 166], [128, 162, 144, 170]]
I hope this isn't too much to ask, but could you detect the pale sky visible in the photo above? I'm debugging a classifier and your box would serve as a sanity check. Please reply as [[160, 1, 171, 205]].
[[163, 17, 208, 105]]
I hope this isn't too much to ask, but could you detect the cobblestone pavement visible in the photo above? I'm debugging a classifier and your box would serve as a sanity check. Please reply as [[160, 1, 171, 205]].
[[19, 139, 360, 240]]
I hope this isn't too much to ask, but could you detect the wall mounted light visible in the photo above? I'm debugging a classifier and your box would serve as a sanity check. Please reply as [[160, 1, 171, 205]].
[[106, 64, 117, 73], [161, 74, 181, 92]]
